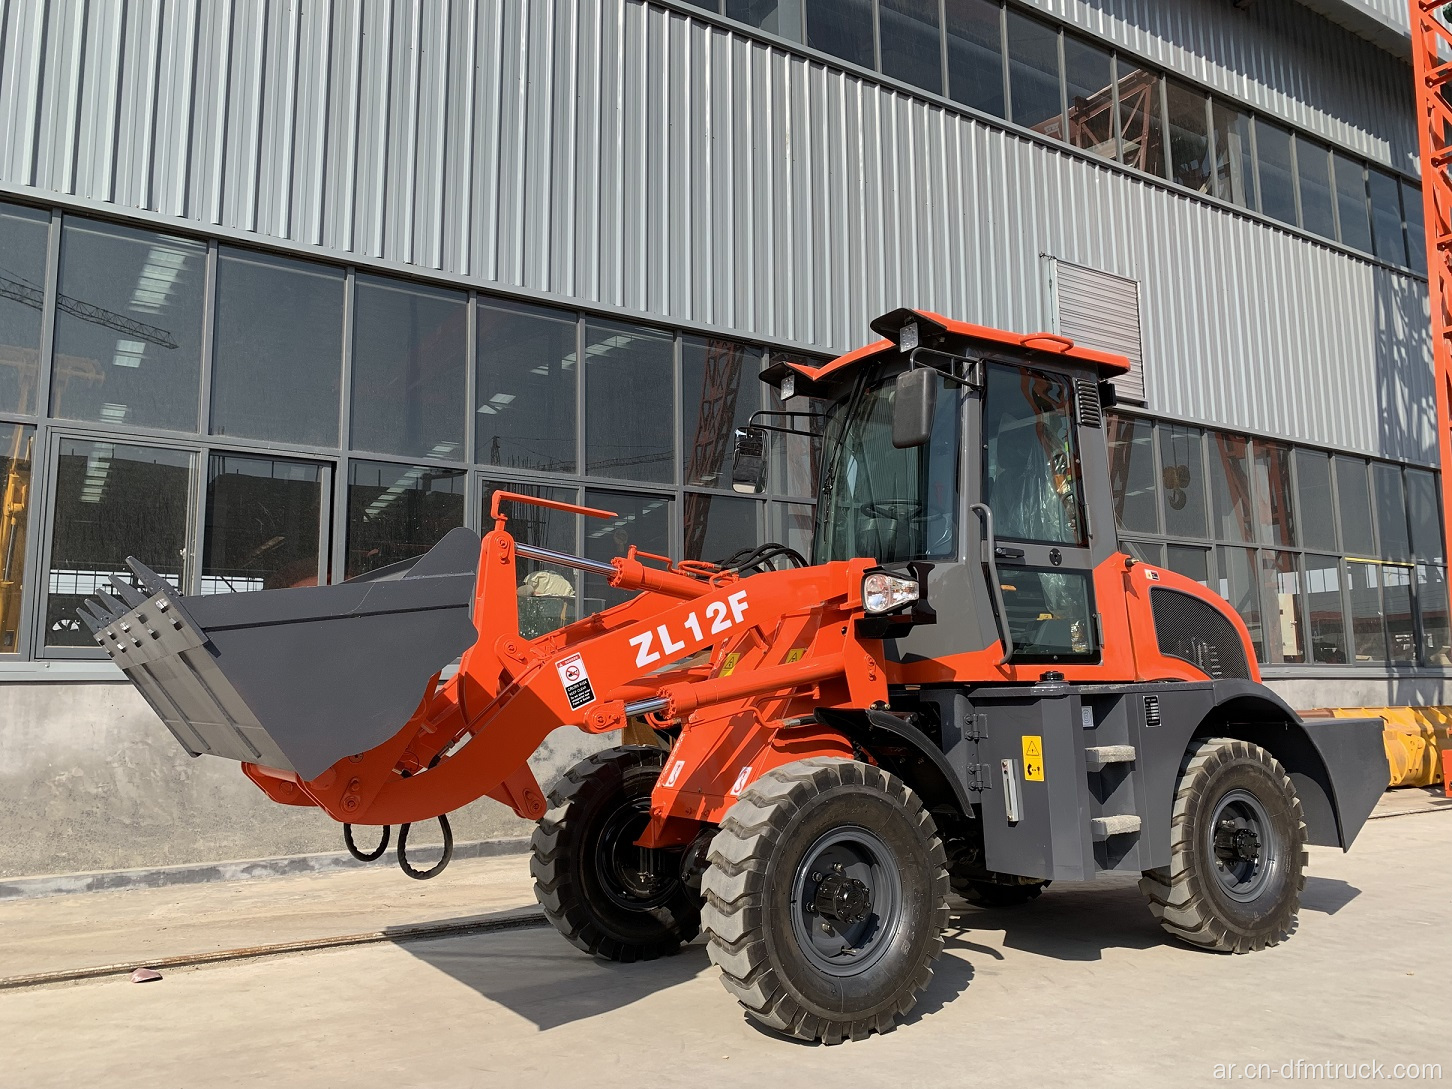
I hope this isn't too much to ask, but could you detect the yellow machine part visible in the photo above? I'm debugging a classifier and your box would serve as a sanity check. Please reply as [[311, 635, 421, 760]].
[[1303, 707, 1450, 788]]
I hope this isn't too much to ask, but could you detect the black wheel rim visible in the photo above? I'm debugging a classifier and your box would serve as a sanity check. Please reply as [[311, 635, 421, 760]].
[[1207, 787, 1281, 903], [790, 825, 903, 977], [592, 795, 679, 911]]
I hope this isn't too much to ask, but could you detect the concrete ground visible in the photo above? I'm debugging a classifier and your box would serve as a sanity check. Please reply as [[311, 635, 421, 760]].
[[0, 795, 1448, 1089]]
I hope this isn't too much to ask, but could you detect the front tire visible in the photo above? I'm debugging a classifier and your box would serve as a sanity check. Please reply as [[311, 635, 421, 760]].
[[531, 746, 700, 962], [1139, 737, 1307, 953], [701, 757, 949, 1044]]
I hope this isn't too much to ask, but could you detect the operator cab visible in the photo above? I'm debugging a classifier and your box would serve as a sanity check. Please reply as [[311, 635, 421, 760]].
[[734, 308, 1131, 671]]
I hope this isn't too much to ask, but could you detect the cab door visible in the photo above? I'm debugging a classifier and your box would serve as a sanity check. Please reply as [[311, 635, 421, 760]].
[[978, 361, 1101, 666]]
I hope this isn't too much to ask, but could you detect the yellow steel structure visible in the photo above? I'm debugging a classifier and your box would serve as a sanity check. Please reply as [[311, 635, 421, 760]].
[[0, 425, 31, 652], [1306, 706, 1449, 788]]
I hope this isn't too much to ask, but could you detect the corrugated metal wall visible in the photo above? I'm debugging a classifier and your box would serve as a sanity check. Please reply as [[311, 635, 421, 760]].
[[0, 0, 1435, 463]]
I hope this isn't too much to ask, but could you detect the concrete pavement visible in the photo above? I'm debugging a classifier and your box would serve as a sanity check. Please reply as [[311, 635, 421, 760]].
[[0, 798, 1447, 1088]]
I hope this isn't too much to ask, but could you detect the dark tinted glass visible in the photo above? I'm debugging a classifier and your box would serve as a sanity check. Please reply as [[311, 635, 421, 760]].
[[203, 455, 324, 593], [1334, 456, 1375, 557], [1159, 424, 1207, 538], [1122, 540, 1163, 566], [1333, 154, 1372, 252], [0, 202, 48, 415], [1385, 564, 1415, 663], [52, 219, 206, 432], [1166, 544, 1209, 586], [727, 0, 802, 40], [1164, 80, 1210, 192], [946, 0, 1004, 117], [1259, 550, 1304, 664], [880, 0, 942, 95], [1254, 120, 1296, 225], [804, 0, 874, 67], [1116, 64, 1164, 176], [684, 492, 761, 563], [584, 490, 672, 611], [483, 480, 581, 637], [1107, 415, 1157, 533], [0, 423, 35, 652], [345, 460, 466, 579], [1062, 35, 1113, 157], [1405, 469, 1442, 563], [584, 320, 675, 483], [477, 299, 577, 473], [1373, 462, 1410, 561], [984, 365, 1085, 546], [1304, 554, 1346, 664], [769, 385, 825, 497], [771, 502, 817, 561], [1212, 103, 1255, 208], [1295, 140, 1335, 240], [211, 249, 344, 446], [1253, 440, 1295, 547], [1006, 11, 1061, 133], [1417, 565, 1451, 666], [1000, 567, 1097, 659], [683, 337, 759, 488], [1403, 181, 1427, 276], [1216, 546, 1263, 659], [351, 276, 467, 460], [1368, 169, 1407, 266], [1209, 433, 1254, 542], [46, 439, 192, 647], [1347, 561, 1385, 663], [1294, 448, 1336, 552]]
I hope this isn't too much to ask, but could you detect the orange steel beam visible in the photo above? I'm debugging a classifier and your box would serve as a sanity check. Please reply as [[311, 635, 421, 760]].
[[1411, 2, 1452, 582]]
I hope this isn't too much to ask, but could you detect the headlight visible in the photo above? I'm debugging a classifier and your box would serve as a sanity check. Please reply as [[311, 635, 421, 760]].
[[862, 572, 919, 615]]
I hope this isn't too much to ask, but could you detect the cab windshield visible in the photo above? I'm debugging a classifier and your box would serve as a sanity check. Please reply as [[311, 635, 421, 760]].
[[814, 372, 960, 564]]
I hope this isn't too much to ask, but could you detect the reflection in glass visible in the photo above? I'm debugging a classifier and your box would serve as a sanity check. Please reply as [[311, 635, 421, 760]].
[[1000, 566, 1097, 660], [1253, 440, 1295, 547], [1116, 64, 1164, 176], [345, 460, 466, 579], [0, 423, 34, 652], [0, 202, 48, 415], [1404, 469, 1442, 563], [769, 384, 825, 498], [51, 219, 206, 432], [212, 249, 344, 446], [1166, 544, 1209, 586], [1295, 140, 1335, 240], [727, 0, 802, 41], [804, 0, 874, 67], [1212, 103, 1255, 208], [1417, 565, 1451, 667], [351, 276, 467, 461], [203, 455, 324, 593], [1159, 424, 1207, 539], [1259, 550, 1303, 664], [1209, 433, 1254, 542], [477, 300, 577, 473], [484, 480, 580, 637], [1335, 456, 1375, 557], [1333, 154, 1372, 252], [1122, 539, 1163, 566], [1254, 120, 1296, 226], [584, 320, 675, 484], [1294, 449, 1336, 553], [584, 490, 672, 611], [771, 502, 817, 562], [47, 439, 192, 647], [880, 0, 943, 95], [1384, 564, 1415, 663], [1007, 11, 1062, 133], [1164, 80, 1210, 192], [683, 338, 759, 489], [1347, 561, 1384, 662], [1404, 180, 1427, 276], [946, 0, 1005, 118], [1216, 546, 1263, 660], [684, 492, 761, 563], [1304, 554, 1347, 664], [983, 365, 1084, 546], [1062, 35, 1114, 157], [1373, 462, 1410, 561], [1368, 169, 1407, 267], [1107, 415, 1157, 533]]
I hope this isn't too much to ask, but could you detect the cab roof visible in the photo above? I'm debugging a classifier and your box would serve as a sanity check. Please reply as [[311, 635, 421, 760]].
[[779, 308, 1132, 385]]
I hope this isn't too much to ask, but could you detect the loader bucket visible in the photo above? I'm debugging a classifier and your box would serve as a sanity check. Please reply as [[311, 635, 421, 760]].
[[79, 527, 482, 781]]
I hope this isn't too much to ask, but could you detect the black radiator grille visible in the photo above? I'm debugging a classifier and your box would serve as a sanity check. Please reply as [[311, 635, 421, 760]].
[[1150, 588, 1251, 680]]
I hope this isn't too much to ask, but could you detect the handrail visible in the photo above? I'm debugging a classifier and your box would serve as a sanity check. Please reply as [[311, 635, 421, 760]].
[[971, 502, 1015, 666]]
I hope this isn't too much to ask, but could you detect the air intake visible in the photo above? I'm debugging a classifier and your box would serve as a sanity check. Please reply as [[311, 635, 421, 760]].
[[1149, 588, 1251, 680], [1076, 379, 1103, 428]]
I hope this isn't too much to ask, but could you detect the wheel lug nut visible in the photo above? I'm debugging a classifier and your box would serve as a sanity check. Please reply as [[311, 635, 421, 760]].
[[812, 871, 823, 881], [821, 922, 834, 934]]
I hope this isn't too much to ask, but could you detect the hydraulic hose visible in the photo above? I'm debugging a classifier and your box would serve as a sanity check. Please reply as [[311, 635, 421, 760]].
[[397, 814, 454, 880], [343, 823, 391, 862]]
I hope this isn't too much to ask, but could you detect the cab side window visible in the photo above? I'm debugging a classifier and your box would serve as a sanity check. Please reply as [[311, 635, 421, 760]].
[[982, 364, 1087, 546]]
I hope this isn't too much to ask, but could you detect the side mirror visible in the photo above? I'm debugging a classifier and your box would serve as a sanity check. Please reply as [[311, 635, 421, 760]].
[[731, 427, 767, 494], [891, 368, 937, 448]]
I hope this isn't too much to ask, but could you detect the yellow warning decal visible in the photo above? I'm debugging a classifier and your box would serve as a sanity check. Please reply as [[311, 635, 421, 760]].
[[720, 652, 741, 677], [784, 648, 806, 663], [1021, 735, 1045, 781]]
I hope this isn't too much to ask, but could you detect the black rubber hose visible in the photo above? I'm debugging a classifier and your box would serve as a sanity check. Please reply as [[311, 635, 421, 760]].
[[397, 813, 454, 880], [343, 823, 391, 862]]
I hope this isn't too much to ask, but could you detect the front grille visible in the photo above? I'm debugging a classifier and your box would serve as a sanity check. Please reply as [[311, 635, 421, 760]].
[[1149, 587, 1251, 680]]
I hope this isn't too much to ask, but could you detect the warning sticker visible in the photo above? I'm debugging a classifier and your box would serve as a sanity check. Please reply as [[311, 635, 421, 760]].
[[784, 648, 806, 663], [1021, 735, 1045, 781], [556, 653, 596, 711], [720, 652, 741, 677]]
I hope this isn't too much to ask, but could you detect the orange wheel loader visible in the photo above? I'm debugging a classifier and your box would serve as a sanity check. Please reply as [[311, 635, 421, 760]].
[[81, 309, 1387, 1044]]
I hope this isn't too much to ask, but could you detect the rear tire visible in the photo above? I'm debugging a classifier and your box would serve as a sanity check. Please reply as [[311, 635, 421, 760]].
[[701, 757, 949, 1044], [1139, 737, 1306, 954], [531, 746, 700, 962]]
